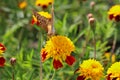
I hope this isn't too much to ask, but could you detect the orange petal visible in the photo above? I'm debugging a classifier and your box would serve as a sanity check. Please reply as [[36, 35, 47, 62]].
[[77, 76, 85, 80], [65, 55, 76, 65], [53, 59, 63, 69], [0, 57, 5, 67], [41, 49, 48, 62]]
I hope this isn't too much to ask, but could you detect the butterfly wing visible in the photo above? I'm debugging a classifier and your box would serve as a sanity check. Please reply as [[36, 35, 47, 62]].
[[33, 11, 51, 31]]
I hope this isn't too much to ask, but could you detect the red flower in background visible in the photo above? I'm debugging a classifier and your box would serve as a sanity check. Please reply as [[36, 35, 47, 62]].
[[0, 56, 5, 67]]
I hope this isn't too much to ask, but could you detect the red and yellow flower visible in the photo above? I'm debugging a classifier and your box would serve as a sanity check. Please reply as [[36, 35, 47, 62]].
[[75, 59, 104, 80], [0, 56, 5, 67], [35, 0, 54, 8], [0, 43, 6, 67], [0, 43, 6, 54], [41, 35, 75, 69], [108, 5, 120, 22], [18, 1, 27, 9], [107, 62, 120, 80]]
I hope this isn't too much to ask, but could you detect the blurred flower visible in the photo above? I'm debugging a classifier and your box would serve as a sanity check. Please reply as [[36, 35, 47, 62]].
[[0, 43, 6, 54], [89, 17, 95, 24], [18, 1, 27, 9], [87, 13, 93, 19], [107, 62, 120, 80], [41, 35, 75, 69], [90, 1, 95, 8], [10, 57, 16, 66], [0, 56, 5, 67], [75, 59, 104, 80], [108, 5, 120, 22], [35, 0, 54, 8], [104, 52, 116, 63]]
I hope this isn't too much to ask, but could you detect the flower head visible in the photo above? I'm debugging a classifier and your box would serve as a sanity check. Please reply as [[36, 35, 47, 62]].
[[76, 59, 104, 80], [18, 1, 27, 9], [0, 56, 5, 67], [107, 62, 120, 80], [104, 52, 116, 63], [35, 0, 54, 8], [41, 35, 75, 69], [108, 5, 120, 22], [0, 43, 6, 54]]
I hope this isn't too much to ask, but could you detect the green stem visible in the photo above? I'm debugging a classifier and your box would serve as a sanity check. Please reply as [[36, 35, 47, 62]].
[[93, 32, 96, 59], [39, 33, 43, 80], [50, 70, 56, 80], [12, 66, 15, 80]]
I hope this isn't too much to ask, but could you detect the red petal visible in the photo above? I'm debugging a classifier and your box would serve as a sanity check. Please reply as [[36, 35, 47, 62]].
[[65, 55, 76, 65], [53, 59, 63, 69], [0, 43, 6, 52], [115, 15, 120, 22], [109, 14, 114, 20], [41, 49, 48, 62], [0, 57, 5, 67], [77, 76, 85, 80], [107, 73, 112, 80]]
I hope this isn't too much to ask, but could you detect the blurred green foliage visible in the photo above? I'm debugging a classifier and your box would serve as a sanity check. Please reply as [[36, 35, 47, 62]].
[[0, 0, 120, 80]]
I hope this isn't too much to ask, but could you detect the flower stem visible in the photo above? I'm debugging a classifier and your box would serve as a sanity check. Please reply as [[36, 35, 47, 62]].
[[38, 32, 43, 80], [50, 70, 56, 80], [12, 66, 15, 80], [93, 33, 96, 59]]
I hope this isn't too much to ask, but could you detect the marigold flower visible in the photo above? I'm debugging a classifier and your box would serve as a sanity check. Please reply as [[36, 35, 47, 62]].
[[108, 5, 120, 22], [76, 59, 104, 80], [0, 43, 6, 54], [18, 1, 27, 9], [107, 62, 120, 80], [35, 0, 54, 8], [0, 56, 5, 67], [41, 35, 75, 69]]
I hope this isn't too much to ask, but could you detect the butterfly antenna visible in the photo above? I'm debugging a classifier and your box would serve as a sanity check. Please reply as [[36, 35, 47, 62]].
[[51, 1, 55, 34]]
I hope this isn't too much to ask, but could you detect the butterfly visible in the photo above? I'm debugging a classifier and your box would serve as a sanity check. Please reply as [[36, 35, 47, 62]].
[[32, 10, 55, 36]]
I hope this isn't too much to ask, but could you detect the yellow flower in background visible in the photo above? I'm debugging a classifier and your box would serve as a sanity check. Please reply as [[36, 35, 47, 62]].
[[76, 59, 104, 80], [41, 35, 75, 69], [107, 62, 120, 80], [18, 1, 27, 9], [35, 0, 54, 8], [108, 5, 120, 22], [104, 52, 116, 63]]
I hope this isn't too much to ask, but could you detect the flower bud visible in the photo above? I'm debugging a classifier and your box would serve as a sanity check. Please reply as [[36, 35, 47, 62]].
[[90, 1, 95, 8], [87, 13, 93, 19], [10, 57, 16, 66], [89, 17, 96, 32], [89, 17, 95, 24]]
